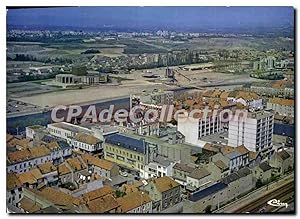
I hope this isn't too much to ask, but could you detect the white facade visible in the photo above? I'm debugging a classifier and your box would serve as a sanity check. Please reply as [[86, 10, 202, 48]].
[[228, 111, 274, 154], [47, 122, 91, 141], [186, 174, 211, 190], [228, 154, 249, 171], [267, 56, 276, 69], [127, 202, 153, 213], [267, 102, 294, 117], [68, 138, 102, 152], [25, 126, 41, 139], [49, 144, 72, 164], [7, 144, 72, 173], [177, 114, 223, 147], [140, 159, 179, 179], [7, 154, 51, 174], [228, 97, 263, 110], [7, 187, 23, 207]]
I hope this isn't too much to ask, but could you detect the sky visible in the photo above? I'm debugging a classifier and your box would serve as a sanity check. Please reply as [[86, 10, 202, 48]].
[[7, 6, 294, 31]]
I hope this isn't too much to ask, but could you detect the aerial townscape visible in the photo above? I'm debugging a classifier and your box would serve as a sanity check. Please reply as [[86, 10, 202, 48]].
[[6, 6, 294, 214]]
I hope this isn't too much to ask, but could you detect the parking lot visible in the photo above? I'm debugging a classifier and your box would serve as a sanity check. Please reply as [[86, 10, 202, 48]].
[[6, 99, 42, 115]]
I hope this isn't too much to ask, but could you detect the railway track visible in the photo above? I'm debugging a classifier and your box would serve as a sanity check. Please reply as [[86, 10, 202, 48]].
[[251, 186, 294, 213], [269, 191, 294, 212], [234, 181, 294, 213]]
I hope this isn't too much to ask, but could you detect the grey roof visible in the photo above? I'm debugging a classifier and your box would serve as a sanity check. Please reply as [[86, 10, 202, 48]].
[[87, 70, 99, 75], [189, 168, 211, 180], [222, 167, 252, 184], [237, 167, 252, 178], [173, 163, 194, 173], [101, 126, 119, 135], [225, 151, 241, 159], [277, 150, 291, 160], [105, 133, 147, 154], [57, 141, 72, 150], [190, 182, 227, 202], [49, 122, 92, 135], [80, 170, 91, 177], [214, 160, 229, 171], [221, 173, 240, 184], [259, 162, 272, 172], [153, 155, 174, 167], [41, 135, 56, 143]]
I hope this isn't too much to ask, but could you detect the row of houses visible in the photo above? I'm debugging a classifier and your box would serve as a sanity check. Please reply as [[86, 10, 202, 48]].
[[183, 167, 255, 213], [7, 142, 72, 174], [8, 174, 182, 213], [267, 97, 294, 117], [241, 80, 294, 98], [184, 150, 293, 214]]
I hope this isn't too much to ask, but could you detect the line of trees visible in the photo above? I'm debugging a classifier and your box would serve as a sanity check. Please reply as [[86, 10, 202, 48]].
[[7, 54, 37, 62]]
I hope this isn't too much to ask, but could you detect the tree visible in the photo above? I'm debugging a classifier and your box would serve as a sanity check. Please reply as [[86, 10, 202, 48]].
[[115, 190, 126, 198], [204, 205, 212, 213], [256, 179, 264, 188]]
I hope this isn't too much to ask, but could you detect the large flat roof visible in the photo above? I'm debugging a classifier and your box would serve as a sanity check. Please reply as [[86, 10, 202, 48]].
[[105, 133, 147, 154], [190, 182, 227, 202], [48, 122, 92, 134]]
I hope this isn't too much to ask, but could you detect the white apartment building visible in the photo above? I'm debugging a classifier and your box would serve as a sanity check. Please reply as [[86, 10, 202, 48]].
[[177, 113, 224, 147], [25, 125, 43, 139], [267, 97, 294, 117], [47, 122, 92, 141], [140, 155, 179, 179], [228, 111, 274, 156]]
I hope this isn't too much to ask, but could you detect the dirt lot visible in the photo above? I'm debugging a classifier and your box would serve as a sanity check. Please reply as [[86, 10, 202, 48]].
[[120, 67, 265, 87], [11, 68, 265, 108], [15, 81, 175, 108]]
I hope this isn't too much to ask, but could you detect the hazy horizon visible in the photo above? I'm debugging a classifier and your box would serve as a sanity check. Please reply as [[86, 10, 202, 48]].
[[7, 6, 294, 32]]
